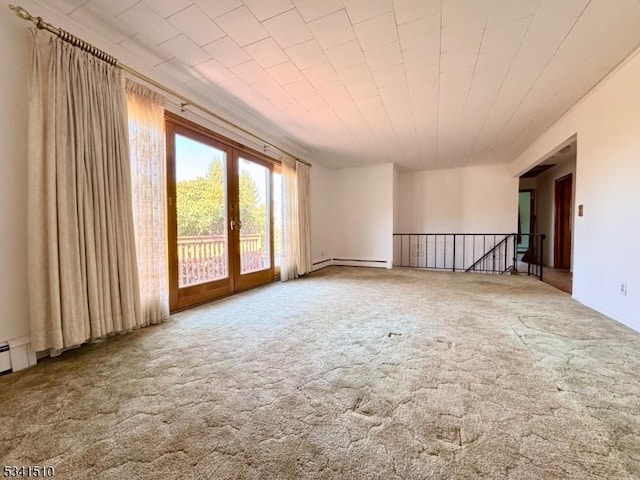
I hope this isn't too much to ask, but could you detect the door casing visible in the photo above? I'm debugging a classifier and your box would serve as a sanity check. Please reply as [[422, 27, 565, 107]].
[[166, 112, 279, 311], [554, 174, 573, 270]]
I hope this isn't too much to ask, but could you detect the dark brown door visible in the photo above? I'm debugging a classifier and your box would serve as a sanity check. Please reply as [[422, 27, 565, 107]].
[[554, 174, 572, 269]]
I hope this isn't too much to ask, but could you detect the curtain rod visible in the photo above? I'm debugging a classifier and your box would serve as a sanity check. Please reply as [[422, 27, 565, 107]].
[[8, 4, 312, 168]]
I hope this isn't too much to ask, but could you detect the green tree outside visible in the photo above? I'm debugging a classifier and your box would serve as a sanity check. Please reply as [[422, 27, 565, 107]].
[[176, 158, 266, 238]]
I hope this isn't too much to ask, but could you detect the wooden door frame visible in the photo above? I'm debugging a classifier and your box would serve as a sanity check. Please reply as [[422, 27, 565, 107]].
[[232, 150, 276, 292], [166, 119, 236, 311], [166, 112, 280, 311], [553, 173, 573, 269]]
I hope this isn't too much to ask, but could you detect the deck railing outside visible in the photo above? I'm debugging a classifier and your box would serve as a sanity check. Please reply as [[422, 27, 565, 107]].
[[178, 234, 265, 287]]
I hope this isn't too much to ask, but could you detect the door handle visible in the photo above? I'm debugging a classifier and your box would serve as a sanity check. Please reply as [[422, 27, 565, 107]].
[[230, 219, 243, 231]]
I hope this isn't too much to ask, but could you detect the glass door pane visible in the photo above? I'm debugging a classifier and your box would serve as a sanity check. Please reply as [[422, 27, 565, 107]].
[[175, 134, 228, 287], [238, 157, 271, 274]]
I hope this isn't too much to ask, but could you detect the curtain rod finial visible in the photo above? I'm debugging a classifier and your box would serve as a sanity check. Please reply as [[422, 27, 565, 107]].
[[9, 5, 33, 21]]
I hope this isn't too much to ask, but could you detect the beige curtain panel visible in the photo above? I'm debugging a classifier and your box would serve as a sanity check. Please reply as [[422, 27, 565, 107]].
[[296, 162, 312, 276], [280, 156, 312, 281], [126, 80, 169, 325], [27, 29, 142, 352]]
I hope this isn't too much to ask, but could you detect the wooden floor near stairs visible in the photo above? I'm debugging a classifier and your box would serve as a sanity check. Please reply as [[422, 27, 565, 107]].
[[542, 267, 573, 294], [516, 260, 573, 294]]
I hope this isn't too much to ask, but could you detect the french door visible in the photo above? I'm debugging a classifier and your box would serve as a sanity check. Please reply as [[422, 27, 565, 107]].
[[166, 114, 280, 311]]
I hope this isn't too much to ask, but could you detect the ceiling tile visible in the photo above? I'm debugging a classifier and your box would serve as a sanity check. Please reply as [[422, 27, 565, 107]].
[[203, 36, 251, 67], [230, 61, 273, 85], [168, 5, 226, 46], [297, 94, 329, 111], [292, 0, 344, 21], [284, 79, 318, 98], [441, 18, 486, 52], [193, 58, 235, 83], [338, 63, 374, 85], [324, 40, 366, 69], [302, 63, 340, 86], [346, 80, 380, 100], [266, 61, 305, 84], [69, 3, 132, 44], [215, 6, 269, 46], [243, 0, 295, 21], [402, 45, 440, 70], [398, 13, 440, 51], [83, 0, 138, 16], [118, 34, 174, 65], [54, 0, 88, 15], [372, 64, 406, 88], [315, 80, 353, 102], [354, 12, 399, 50], [537, 0, 589, 18], [252, 78, 290, 99], [262, 9, 313, 49], [480, 17, 530, 56], [117, 2, 179, 45], [285, 40, 328, 69], [343, 0, 393, 24], [244, 38, 289, 68], [440, 45, 480, 72], [392, 0, 441, 24], [142, 0, 192, 18], [308, 10, 356, 49], [159, 35, 211, 66], [155, 58, 203, 83], [363, 41, 403, 71], [442, 0, 492, 27], [216, 75, 255, 98], [487, 0, 541, 27], [406, 64, 439, 86], [474, 53, 511, 78], [379, 85, 411, 110], [194, 0, 243, 19]]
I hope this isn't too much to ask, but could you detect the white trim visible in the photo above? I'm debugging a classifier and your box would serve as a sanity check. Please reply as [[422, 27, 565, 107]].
[[7, 336, 37, 371]]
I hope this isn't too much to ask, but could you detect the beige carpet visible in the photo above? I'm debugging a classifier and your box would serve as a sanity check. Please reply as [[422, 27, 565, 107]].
[[1, 266, 639, 479]]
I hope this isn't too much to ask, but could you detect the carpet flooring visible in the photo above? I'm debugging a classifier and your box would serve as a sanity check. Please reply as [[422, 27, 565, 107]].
[[1, 266, 639, 479]]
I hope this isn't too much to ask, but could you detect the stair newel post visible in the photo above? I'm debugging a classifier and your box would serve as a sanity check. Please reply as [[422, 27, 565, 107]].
[[452, 234, 456, 272], [513, 234, 517, 272], [504, 235, 508, 272], [540, 234, 545, 281]]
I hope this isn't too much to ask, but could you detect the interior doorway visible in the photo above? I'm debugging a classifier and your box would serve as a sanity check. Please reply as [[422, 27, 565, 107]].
[[518, 137, 576, 294], [554, 173, 573, 270], [517, 189, 535, 253]]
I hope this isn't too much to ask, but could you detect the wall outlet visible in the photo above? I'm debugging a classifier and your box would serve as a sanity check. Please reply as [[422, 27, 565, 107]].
[[620, 283, 627, 296]]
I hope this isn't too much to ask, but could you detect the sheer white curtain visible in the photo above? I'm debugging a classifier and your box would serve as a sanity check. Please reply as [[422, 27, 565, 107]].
[[296, 162, 312, 275], [281, 156, 312, 281], [125, 80, 169, 325], [28, 29, 142, 352]]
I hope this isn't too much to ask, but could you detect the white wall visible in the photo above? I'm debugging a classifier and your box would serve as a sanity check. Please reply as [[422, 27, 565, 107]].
[[511, 47, 640, 332], [330, 164, 394, 267], [310, 163, 333, 265], [397, 164, 519, 233], [532, 159, 577, 268], [0, 10, 31, 343], [393, 164, 400, 233]]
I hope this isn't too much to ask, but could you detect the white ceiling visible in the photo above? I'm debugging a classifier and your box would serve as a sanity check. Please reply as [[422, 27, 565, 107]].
[[32, 0, 640, 170]]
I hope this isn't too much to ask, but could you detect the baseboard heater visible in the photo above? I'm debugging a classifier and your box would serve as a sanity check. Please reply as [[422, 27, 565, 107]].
[[331, 258, 389, 268], [0, 343, 11, 375], [312, 258, 390, 270]]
